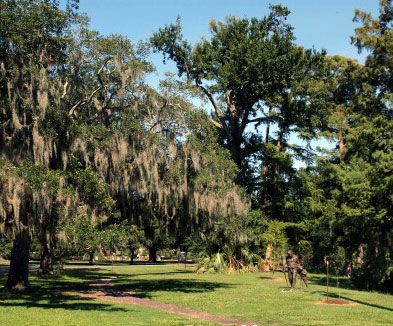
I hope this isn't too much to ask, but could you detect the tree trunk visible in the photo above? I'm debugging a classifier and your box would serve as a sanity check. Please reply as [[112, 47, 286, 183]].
[[344, 246, 353, 278], [263, 107, 272, 177], [88, 251, 95, 265], [356, 245, 364, 269], [261, 107, 272, 204], [39, 234, 55, 274], [270, 125, 285, 220], [130, 247, 135, 265], [148, 246, 157, 263], [229, 136, 243, 185], [39, 243, 55, 274], [339, 132, 345, 164], [5, 231, 30, 290], [265, 244, 273, 271]]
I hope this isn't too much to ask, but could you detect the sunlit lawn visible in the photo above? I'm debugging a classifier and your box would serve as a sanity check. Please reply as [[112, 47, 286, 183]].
[[1, 264, 392, 326]]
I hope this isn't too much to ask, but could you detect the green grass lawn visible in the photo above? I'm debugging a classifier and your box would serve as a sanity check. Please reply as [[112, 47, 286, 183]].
[[1, 265, 392, 326]]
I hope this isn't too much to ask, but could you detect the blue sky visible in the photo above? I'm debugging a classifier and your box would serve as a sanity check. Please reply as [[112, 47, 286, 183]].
[[77, 0, 380, 62]]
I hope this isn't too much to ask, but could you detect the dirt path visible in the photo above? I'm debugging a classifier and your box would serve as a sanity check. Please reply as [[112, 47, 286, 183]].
[[78, 277, 259, 326]]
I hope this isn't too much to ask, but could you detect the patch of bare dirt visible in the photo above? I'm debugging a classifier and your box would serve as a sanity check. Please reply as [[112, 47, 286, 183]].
[[78, 277, 259, 326], [315, 299, 359, 306], [261, 278, 284, 283]]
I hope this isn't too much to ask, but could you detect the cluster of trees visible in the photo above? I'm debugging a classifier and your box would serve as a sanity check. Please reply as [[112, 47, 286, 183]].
[[151, 1, 393, 290], [0, 0, 392, 292], [0, 0, 246, 289]]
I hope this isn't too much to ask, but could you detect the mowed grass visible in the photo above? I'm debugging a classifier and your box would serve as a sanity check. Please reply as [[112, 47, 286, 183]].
[[1, 264, 392, 326], [0, 266, 216, 326]]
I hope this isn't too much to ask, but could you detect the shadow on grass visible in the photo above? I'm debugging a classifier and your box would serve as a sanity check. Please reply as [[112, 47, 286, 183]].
[[0, 287, 129, 312], [258, 274, 286, 280], [0, 269, 131, 312], [62, 267, 192, 280], [0, 270, 130, 312], [310, 291, 393, 312], [1, 266, 230, 308], [112, 276, 231, 299], [64, 260, 191, 267], [95, 267, 232, 299], [258, 272, 362, 292], [307, 274, 356, 290], [111, 270, 193, 279], [0, 293, 130, 312]]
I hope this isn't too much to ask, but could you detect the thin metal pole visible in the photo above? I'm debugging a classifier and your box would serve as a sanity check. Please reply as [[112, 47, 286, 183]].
[[326, 260, 329, 302]]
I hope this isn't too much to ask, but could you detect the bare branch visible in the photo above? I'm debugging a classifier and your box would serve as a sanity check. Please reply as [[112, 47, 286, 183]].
[[226, 90, 236, 118], [1, 118, 10, 128], [97, 57, 112, 75], [199, 85, 232, 140], [184, 61, 191, 81], [209, 118, 223, 129], [68, 58, 113, 116], [68, 85, 102, 116], [239, 106, 250, 136], [61, 80, 68, 99]]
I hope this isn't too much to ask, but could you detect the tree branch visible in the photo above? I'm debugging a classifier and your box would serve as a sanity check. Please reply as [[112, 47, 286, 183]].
[[68, 58, 113, 116], [209, 118, 223, 129], [248, 115, 278, 124], [239, 106, 250, 136], [68, 86, 102, 116], [226, 90, 236, 118], [184, 61, 191, 81], [199, 85, 232, 141], [61, 80, 68, 99]]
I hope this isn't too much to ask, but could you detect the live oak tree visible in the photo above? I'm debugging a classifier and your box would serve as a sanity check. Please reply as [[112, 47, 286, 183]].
[[108, 79, 249, 262], [150, 7, 326, 226], [0, 0, 82, 289], [150, 6, 297, 186], [0, 160, 74, 286], [0, 0, 144, 287], [64, 214, 102, 265], [114, 222, 145, 265], [0, 0, 250, 289]]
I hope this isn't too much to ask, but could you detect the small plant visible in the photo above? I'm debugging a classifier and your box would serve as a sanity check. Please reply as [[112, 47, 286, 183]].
[[262, 220, 288, 278], [194, 253, 228, 274]]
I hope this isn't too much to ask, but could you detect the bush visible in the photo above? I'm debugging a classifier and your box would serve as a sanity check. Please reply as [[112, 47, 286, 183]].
[[0, 236, 13, 259], [194, 253, 227, 274]]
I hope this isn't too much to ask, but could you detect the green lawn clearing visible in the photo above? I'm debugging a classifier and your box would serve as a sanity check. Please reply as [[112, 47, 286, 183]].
[[1, 264, 392, 326]]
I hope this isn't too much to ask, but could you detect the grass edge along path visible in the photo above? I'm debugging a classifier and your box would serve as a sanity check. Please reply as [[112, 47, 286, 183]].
[[78, 276, 259, 326]]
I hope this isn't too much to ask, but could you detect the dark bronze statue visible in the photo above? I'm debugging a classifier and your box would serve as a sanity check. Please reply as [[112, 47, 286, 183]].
[[285, 250, 300, 291], [298, 265, 309, 289]]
